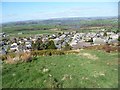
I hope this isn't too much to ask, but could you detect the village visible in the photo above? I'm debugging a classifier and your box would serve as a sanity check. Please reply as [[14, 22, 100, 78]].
[[0, 29, 119, 55]]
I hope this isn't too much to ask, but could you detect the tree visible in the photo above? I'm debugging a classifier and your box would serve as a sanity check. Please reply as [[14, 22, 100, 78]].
[[58, 32, 62, 36], [46, 40, 56, 49], [40, 43, 47, 50], [31, 38, 43, 50], [116, 29, 120, 34], [118, 36, 120, 42], [36, 38, 43, 50], [103, 32, 107, 37], [31, 41, 37, 50]]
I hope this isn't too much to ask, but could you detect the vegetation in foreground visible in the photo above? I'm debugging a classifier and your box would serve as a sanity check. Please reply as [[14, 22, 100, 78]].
[[2, 49, 118, 88]]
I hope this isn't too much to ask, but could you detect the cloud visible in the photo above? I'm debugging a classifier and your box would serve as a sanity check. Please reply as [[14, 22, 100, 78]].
[[2, 2, 118, 23]]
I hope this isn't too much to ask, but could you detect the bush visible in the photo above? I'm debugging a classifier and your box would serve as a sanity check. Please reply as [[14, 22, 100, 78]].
[[103, 45, 111, 53], [118, 36, 120, 42], [5, 53, 19, 64], [8, 53, 16, 58], [103, 32, 107, 37], [5, 56, 16, 64], [31, 38, 43, 50], [2, 52, 33, 64], [62, 42, 72, 51], [31, 50, 65, 56], [64, 50, 79, 54], [47, 40, 57, 49], [20, 52, 32, 62], [31, 49, 80, 57], [0, 55, 7, 61]]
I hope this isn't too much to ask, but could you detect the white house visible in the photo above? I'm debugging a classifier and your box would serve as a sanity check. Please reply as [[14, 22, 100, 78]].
[[93, 38, 106, 45], [10, 43, 19, 51], [25, 42, 31, 48]]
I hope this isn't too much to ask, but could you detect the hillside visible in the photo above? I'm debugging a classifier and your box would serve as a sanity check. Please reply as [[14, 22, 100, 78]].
[[2, 49, 118, 88]]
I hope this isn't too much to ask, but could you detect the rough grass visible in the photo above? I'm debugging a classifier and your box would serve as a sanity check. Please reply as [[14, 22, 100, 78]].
[[2, 49, 118, 88]]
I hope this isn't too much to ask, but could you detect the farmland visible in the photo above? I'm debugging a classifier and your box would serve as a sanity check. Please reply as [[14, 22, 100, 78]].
[[2, 17, 118, 37], [2, 49, 118, 88]]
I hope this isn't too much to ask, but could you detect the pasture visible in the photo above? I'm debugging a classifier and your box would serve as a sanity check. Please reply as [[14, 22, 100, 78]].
[[2, 49, 118, 88]]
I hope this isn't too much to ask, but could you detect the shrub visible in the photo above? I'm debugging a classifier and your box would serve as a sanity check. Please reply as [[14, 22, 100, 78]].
[[118, 36, 120, 42], [0, 55, 7, 61], [20, 52, 32, 62], [104, 46, 111, 53], [5, 56, 16, 64], [62, 42, 72, 51], [64, 50, 79, 54], [103, 32, 107, 37], [47, 40, 57, 49], [8, 53, 16, 58], [31, 38, 43, 50], [31, 50, 65, 56], [5, 54, 19, 64], [3, 52, 33, 64], [31, 49, 81, 57]]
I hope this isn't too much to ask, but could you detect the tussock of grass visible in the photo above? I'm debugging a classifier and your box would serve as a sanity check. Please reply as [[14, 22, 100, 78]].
[[79, 52, 99, 60]]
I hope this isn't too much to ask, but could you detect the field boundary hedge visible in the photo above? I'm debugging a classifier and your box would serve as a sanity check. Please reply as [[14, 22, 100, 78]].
[[0, 49, 80, 62]]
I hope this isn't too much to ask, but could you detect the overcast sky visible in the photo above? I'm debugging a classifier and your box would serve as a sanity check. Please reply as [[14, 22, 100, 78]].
[[2, 2, 118, 23]]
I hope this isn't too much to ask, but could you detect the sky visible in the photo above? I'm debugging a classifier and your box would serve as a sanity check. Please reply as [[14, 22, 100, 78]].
[[1, 0, 120, 2], [2, 2, 118, 23]]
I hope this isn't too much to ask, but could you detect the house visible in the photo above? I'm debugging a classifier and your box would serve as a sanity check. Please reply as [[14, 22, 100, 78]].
[[32, 38, 37, 43], [25, 41, 31, 49], [0, 41, 5, 46], [53, 38, 60, 44], [0, 32, 6, 37], [110, 34, 118, 39], [72, 41, 92, 49], [0, 47, 7, 55], [23, 38, 28, 41], [70, 40, 77, 46], [59, 34, 66, 40], [108, 38, 118, 44], [93, 38, 107, 45], [107, 32, 115, 35], [10, 43, 19, 51]]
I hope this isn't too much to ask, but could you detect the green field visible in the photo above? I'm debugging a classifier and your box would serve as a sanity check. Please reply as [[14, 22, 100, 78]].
[[2, 49, 118, 88], [2, 18, 118, 38], [8, 30, 60, 38], [2, 25, 61, 37]]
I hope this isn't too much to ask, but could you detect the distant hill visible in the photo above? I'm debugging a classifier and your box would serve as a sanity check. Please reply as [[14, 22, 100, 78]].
[[2, 16, 118, 34], [2, 16, 117, 27]]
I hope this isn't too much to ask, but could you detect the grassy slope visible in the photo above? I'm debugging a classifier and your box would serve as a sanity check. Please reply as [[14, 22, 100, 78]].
[[2, 49, 118, 88]]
